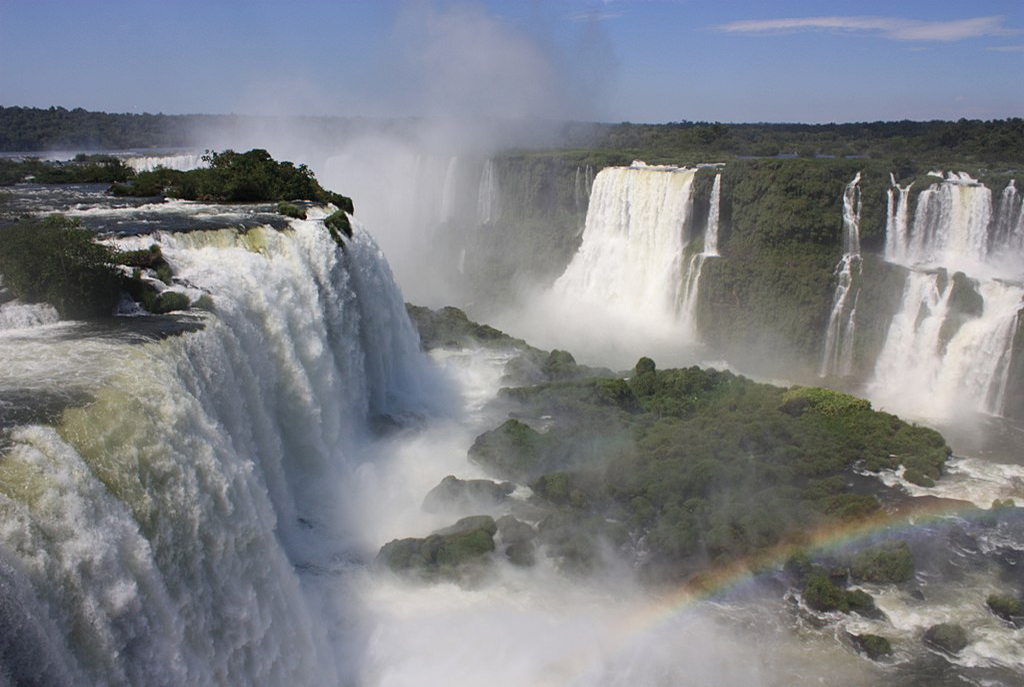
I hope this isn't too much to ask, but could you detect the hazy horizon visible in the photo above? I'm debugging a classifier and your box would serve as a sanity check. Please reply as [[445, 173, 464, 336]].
[[1, 0, 1020, 125]]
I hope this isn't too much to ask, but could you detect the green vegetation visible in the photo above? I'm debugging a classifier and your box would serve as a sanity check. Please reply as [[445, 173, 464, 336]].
[[986, 594, 1023, 622], [0, 154, 133, 185], [560, 118, 1024, 167], [850, 633, 893, 660], [110, 149, 354, 210], [0, 215, 123, 318], [0, 214, 200, 317], [376, 515, 497, 576], [277, 201, 306, 220], [923, 623, 968, 655], [850, 541, 915, 583], [803, 573, 876, 614], [474, 359, 950, 576]]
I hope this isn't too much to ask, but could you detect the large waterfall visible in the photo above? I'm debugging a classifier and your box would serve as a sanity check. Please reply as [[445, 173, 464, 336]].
[[123, 153, 207, 173], [554, 163, 697, 326], [819, 174, 863, 378], [870, 173, 1024, 418], [0, 213, 437, 685]]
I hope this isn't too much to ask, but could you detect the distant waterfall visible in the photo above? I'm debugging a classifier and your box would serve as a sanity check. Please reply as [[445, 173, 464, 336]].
[[819, 174, 863, 378], [678, 173, 721, 326], [884, 174, 913, 261], [0, 216, 437, 685], [439, 156, 459, 223], [124, 153, 207, 173], [554, 163, 697, 325], [871, 172, 1024, 418], [574, 164, 595, 216], [477, 159, 500, 224]]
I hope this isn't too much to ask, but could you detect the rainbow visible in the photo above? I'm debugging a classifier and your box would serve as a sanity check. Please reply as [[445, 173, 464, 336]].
[[540, 496, 996, 686]]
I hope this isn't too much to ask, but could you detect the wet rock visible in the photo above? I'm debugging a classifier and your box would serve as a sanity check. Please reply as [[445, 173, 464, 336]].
[[422, 475, 515, 513], [923, 623, 968, 655], [849, 633, 893, 660]]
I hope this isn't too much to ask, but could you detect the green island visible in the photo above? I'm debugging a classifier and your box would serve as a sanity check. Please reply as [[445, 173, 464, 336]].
[[0, 150, 354, 318]]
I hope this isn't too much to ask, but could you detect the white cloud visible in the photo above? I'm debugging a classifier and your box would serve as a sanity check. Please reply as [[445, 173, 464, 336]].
[[715, 15, 1015, 42], [987, 44, 1024, 52]]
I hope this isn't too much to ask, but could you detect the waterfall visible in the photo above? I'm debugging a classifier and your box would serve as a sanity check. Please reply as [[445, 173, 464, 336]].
[[554, 163, 697, 325], [678, 172, 721, 327], [872, 172, 1024, 418], [477, 159, 499, 224], [574, 164, 595, 215], [123, 153, 207, 173], [0, 215, 436, 685], [819, 174, 863, 378], [887, 173, 994, 275], [439, 156, 459, 223], [884, 174, 913, 262], [869, 272, 1022, 418]]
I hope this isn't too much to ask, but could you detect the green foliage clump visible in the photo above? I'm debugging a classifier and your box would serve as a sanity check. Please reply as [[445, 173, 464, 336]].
[[277, 201, 306, 220], [323, 209, 351, 244], [111, 149, 353, 209], [468, 419, 546, 481], [478, 361, 950, 574], [851, 633, 893, 660], [923, 623, 968, 655], [851, 541, 914, 583], [803, 573, 875, 614], [543, 350, 580, 381], [986, 594, 1023, 622], [782, 386, 872, 416], [376, 516, 497, 576], [0, 215, 122, 318]]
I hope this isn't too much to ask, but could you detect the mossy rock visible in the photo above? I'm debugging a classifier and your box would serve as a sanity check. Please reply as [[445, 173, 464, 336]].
[[422, 475, 515, 513], [802, 573, 877, 615], [376, 515, 497, 575], [150, 290, 191, 314], [850, 633, 893, 660], [850, 540, 914, 584], [543, 349, 581, 381], [277, 200, 306, 220], [923, 623, 968, 655], [469, 419, 546, 481], [986, 593, 1024, 623], [324, 209, 351, 244], [903, 467, 935, 487]]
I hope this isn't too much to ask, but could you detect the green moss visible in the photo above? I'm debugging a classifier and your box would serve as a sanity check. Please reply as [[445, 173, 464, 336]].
[[277, 201, 306, 220], [986, 594, 1023, 621], [376, 516, 497, 576], [923, 623, 968, 654], [324, 209, 351, 244], [851, 633, 893, 660], [0, 215, 122, 318], [468, 419, 546, 481], [851, 541, 914, 584]]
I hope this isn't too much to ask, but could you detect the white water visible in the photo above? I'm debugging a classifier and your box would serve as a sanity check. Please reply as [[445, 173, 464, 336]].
[[678, 173, 722, 327], [0, 300, 60, 331], [870, 272, 1023, 419], [872, 173, 1024, 420], [820, 174, 863, 378], [123, 153, 207, 173], [0, 214, 439, 685], [477, 159, 499, 224], [551, 164, 697, 342]]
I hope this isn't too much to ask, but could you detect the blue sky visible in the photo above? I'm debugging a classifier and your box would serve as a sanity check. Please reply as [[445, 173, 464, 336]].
[[0, 0, 1020, 123]]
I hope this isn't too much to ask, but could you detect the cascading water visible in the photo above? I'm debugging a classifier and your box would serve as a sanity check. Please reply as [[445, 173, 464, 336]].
[[574, 164, 595, 216], [678, 172, 721, 328], [819, 173, 863, 378], [871, 172, 1024, 419], [554, 163, 696, 322], [0, 212, 438, 685], [123, 153, 207, 173], [477, 159, 499, 224], [439, 156, 460, 223]]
